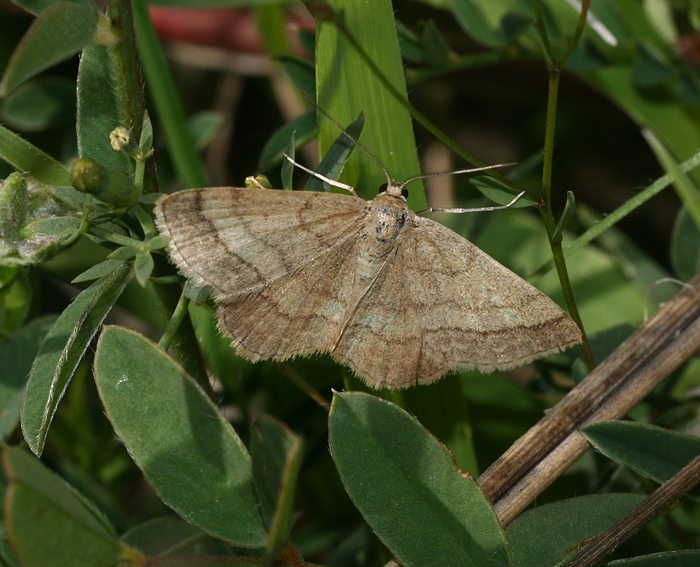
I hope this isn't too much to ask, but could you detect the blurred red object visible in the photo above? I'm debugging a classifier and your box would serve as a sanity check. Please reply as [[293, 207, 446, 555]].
[[149, 6, 314, 55], [678, 34, 700, 70]]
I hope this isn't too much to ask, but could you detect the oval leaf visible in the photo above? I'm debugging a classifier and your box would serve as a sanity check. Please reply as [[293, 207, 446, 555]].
[[328, 391, 509, 567], [2, 446, 130, 567], [0, 2, 97, 95], [583, 421, 700, 498], [93, 326, 268, 548], [0, 76, 76, 132], [21, 262, 131, 455], [506, 493, 644, 567]]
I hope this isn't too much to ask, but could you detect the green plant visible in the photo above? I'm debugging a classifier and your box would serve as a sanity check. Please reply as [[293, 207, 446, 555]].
[[1, 0, 700, 565]]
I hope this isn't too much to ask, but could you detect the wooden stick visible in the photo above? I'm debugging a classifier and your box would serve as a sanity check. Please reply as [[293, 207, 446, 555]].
[[478, 274, 700, 526]]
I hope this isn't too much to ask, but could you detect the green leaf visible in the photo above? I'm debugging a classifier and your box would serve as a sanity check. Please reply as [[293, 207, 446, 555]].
[[76, 44, 133, 179], [0, 124, 72, 186], [0, 76, 75, 132], [328, 391, 510, 567], [451, 0, 504, 48], [0, 317, 55, 440], [671, 207, 700, 281], [396, 20, 425, 64], [0, 271, 32, 336], [50, 185, 91, 209], [12, 0, 92, 16], [278, 56, 315, 98], [107, 246, 136, 261], [21, 262, 131, 456], [421, 19, 451, 67], [22, 215, 81, 238], [583, 421, 700, 497], [499, 12, 532, 44], [0, 522, 21, 567], [469, 175, 533, 208], [0, 172, 28, 240], [121, 516, 207, 555], [188, 111, 225, 152], [316, 0, 426, 209], [506, 493, 645, 567], [258, 110, 316, 172], [94, 326, 268, 547], [134, 251, 154, 287], [305, 112, 364, 192], [251, 415, 304, 555], [147, 234, 170, 250], [72, 259, 125, 283], [254, 5, 291, 57], [632, 44, 674, 89], [0, 2, 98, 95], [2, 446, 132, 567]]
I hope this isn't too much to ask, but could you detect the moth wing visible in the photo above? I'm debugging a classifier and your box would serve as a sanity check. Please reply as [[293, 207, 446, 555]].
[[155, 187, 367, 301], [217, 233, 366, 361], [332, 217, 582, 389]]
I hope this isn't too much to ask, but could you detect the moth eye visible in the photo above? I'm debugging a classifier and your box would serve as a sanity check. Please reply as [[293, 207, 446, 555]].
[[401, 187, 409, 199], [378, 183, 388, 194]]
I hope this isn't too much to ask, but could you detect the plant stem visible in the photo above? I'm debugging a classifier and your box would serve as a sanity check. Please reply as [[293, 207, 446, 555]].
[[107, 0, 144, 140], [159, 286, 190, 352], [155, 281, 213, 396], [536, 0, 595, 369]]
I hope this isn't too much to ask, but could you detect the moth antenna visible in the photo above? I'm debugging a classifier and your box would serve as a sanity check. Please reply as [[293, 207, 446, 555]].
[[314, 105, 394, 187], [399, 162, 518, 190], [282, 153, 357, 196], [419, 190, 527, 215]]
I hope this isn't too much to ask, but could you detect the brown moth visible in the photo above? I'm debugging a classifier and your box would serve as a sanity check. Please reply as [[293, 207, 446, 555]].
[[154, 178, 582, 389]]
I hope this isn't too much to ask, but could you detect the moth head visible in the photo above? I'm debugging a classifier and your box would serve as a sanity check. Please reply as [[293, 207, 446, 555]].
[[378, 182, 409, 200]]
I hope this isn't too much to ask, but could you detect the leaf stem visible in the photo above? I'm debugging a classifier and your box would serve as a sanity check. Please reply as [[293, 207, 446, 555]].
[[159, 286, 189, 353]]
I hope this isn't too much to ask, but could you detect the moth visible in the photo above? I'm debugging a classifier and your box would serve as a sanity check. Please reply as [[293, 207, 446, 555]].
[[155, 164, 582, 389]]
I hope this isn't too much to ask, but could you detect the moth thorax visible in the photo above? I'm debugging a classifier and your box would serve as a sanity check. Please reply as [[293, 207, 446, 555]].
[[379, 182, 409, 200]]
